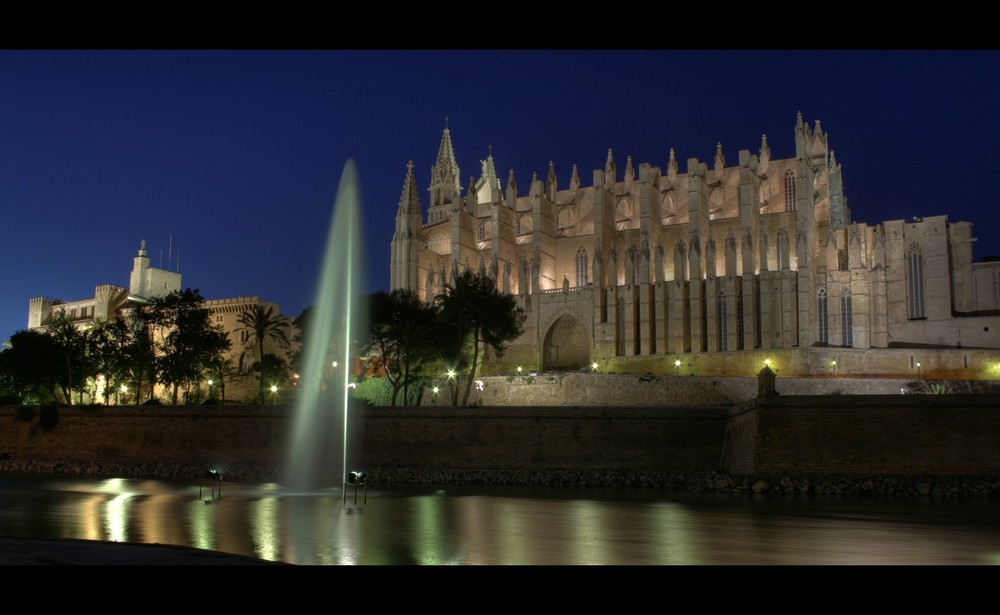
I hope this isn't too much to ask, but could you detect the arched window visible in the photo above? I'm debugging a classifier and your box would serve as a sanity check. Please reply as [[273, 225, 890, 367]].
[[841, 293, 853, 347], [817, 288, 829, 344], [736, 290, 745, 350], [576, 247, 589, 287], [717, 292, 728, 351], [477, 222, 486, 242], [784, 169, 796, 212], [907, 243, 926, 319]]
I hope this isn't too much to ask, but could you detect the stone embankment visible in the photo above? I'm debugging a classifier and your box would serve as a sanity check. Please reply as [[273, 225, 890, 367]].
[[3, 457, 999, 497]]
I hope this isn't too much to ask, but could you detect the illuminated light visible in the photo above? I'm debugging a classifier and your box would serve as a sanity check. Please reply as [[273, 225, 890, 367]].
[[332, 361, 338, 368], [475, 380, 484, 391], [674, 359, 681, 367], [831, 361, 837, 366], [916, 362, 921, 368], [207, 379, 214, 386], [592, 362, 598, 370], [764, 359, 772, 367], [270, 385, 278, 393], [517, 366, 522, 374], [447, 369, 456, 379], [432, 386, 440, 394], [120, 384, 128, 393]]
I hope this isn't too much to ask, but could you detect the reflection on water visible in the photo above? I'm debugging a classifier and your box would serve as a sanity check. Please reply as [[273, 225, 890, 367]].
[[2, 476, 1000, 565]]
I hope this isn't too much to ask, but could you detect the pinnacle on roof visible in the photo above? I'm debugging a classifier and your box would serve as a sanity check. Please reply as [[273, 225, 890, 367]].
[[397, 160, 421, 215]]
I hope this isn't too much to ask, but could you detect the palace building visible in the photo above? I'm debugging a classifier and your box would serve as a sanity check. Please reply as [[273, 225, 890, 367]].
[[27, 241, 293, 402], [390, 114, 1000, 379]]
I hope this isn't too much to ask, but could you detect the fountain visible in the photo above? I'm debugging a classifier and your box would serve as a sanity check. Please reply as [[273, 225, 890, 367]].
[[284, 159, 365, 493]]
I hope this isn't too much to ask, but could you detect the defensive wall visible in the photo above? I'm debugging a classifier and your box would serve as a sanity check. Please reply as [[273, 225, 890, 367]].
[[1, 373, 999, 484]]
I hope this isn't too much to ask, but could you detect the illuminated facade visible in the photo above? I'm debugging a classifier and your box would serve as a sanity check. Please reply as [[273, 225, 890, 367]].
[[391, 114, 1000, 377], [27, 241, 294, 402]]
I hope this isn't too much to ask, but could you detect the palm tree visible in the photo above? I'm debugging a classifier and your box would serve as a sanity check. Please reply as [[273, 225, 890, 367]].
[[239, 304, 291, 404]]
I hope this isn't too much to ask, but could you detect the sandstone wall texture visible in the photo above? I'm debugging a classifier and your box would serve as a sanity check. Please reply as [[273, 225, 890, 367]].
[[1, 376, 998, 485]]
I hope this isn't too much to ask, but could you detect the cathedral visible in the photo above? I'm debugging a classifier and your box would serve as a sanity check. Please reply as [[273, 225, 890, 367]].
[[392, 113, 1000, 380]]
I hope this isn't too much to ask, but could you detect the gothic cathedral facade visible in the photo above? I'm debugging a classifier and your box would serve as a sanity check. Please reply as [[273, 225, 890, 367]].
[[391, 114, 1000, 378]]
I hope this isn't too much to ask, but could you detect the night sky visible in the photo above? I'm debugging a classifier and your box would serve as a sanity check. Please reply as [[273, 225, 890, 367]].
[[3, 49, 999, 344]]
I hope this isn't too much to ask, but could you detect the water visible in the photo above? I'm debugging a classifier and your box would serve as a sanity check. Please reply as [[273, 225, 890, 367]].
[[2, 476, 1000, 565], [286, 159, 364, 492]]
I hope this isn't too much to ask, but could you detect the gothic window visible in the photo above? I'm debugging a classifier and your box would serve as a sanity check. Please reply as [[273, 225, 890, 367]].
[[907, 243, 926, 319], [818, 288, 829, 344], [516, 216, 522, 235], [477, 222, 486, 242], [841, 293, 853, 347], [238, 352, 250, 373], [576, 247, 589, 287], [784, 169, 796, 212], [717, 292, 728, 351], [736, 291, 745, 350]]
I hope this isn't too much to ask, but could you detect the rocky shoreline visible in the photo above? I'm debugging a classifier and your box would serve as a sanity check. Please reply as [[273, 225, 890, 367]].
[[2, 458, 1000, 497]]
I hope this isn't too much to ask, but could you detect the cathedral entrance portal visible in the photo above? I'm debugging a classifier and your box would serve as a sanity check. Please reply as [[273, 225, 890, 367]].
[[542, 314, 590, 371]]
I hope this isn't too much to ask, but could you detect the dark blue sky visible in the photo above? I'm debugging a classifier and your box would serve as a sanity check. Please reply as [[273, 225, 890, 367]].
[[3, 50, 999, 343]]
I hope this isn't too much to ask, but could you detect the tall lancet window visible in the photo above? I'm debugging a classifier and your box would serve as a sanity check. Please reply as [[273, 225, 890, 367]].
[[576, 247, 589, 287], [717, 292, 728, 351], [841, 293, 853, 347], [477, 222, 486, 242], [818, 288, 829, 344], [907, 243, 926, 319], [784, 169, 797, 212]]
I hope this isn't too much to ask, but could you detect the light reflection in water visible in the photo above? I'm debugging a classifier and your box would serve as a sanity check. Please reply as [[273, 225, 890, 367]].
[[6, 478, 1000, 565]]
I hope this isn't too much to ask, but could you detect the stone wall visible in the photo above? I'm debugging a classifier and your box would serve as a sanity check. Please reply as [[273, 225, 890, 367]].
[[723, 394, 1000, 475], [450, 373, 921, 407]]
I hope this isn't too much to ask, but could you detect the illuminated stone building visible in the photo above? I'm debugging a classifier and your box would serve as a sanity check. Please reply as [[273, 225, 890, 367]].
[[26, 241, 294, 402], [390, 114, 1000, 378]]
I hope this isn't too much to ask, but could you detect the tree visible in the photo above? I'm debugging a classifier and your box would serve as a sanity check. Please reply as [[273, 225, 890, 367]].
[[205, 357, 238, 404], [438, 270, 526, 407], [238, 304, 291, 404], [364, 289, 438, 406], [148, 289, 232, 405], [0, 329, 64, 403], [43, 310, 85, 404], [122, 305, 157, 405]]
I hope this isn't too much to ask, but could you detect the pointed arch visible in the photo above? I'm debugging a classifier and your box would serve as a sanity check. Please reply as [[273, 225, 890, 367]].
[[784, 169, 797, 212], [576, 247, 589, 287], [840, 292, 853, 347], [907, 243, 926, 319], [717, 291, 728, 351], [817, 288, 829, 344]]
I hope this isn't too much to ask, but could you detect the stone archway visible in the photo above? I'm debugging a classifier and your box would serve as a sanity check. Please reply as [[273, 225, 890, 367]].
[[542, 313, 590, 371]]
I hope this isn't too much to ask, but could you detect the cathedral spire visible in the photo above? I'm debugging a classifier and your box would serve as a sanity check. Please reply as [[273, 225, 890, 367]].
[[604, 149, 616, 192], [429, 121, 462, 208], [466, 175, 477, 214], [758, 134, 770, 174], [397, 160, 421, 216], [667, 148, 678, 181], [714, 142, 726, 177], [545, 161, 558, 201], [506, 168, 518, 209]]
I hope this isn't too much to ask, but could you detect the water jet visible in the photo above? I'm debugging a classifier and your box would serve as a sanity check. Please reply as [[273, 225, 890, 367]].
[[284, 159, 364, 493]]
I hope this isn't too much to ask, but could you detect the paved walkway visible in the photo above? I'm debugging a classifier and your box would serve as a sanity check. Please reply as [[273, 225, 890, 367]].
[[0, 536, 287, 565]]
